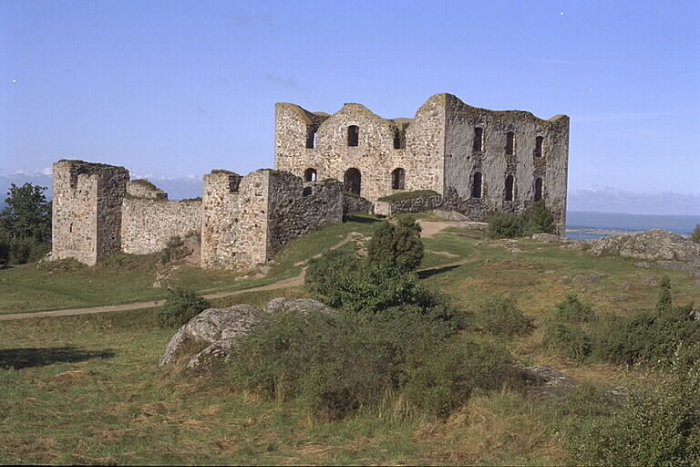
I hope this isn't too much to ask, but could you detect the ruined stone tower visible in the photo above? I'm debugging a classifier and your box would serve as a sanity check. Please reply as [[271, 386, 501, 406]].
[[274, 93, 570, 232], [52, 160, 129, 265]]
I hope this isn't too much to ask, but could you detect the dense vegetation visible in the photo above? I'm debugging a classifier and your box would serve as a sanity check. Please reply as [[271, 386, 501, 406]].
[[2, 213, 699, 464], [0, 183, 52, 267], [487, 201, 555, 238]]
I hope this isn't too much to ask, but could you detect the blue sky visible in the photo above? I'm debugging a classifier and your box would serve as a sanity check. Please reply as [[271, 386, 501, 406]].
[[1, 0, 699, 214]]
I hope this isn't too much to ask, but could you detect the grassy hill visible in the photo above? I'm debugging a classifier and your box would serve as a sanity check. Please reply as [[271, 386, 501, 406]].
[[0, 215, 698, 464]]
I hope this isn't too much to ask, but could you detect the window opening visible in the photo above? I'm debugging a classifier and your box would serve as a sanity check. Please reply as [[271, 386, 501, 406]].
[[471, 172, 482, 198], [391, 168, 405, 190], [347, 125, 359, 147], [534, 136, 544, 158], [534, 177, 543, 201], [473, 127, 483, 152], [505, 175, 514, 201], [505, 132, 515, 155], [304, 168, 317, 182], [344, 168, 362, 195]]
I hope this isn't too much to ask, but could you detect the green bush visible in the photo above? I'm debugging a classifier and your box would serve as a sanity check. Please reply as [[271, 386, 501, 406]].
[[656, 275, 673, 313], [158, 288, 210, 328], [487, 201, 555, 238], [552, 294, 595, 323], [366, 216, 423, 272], [592, 306, 700, 368], [543, 321, 593, 362], [229, 310, 512, 420], [477, 296, 533, 337], [9, 236, 50, 264], [691, 224, 700, 243], [402, 339, 514, 418], [567, 363, 700, 465], [160, 235, 193, 264]]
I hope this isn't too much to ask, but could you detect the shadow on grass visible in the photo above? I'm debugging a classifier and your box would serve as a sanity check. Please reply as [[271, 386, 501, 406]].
[[0, 347, 115, 369], [344, 214, 381, 224], [418, 264, 462, 279]]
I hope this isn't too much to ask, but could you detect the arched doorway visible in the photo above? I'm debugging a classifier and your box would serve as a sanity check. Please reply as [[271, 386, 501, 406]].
[[304, 168, 317, 182], [391, 168, 405, 190], [344, 168, 361, 196]]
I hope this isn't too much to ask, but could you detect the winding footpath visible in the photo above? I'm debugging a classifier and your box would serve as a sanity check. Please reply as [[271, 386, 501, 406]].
[[0, 220, 462, 321]]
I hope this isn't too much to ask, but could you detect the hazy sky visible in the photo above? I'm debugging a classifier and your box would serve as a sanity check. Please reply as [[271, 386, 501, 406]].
[[1, 1, 699, 208]]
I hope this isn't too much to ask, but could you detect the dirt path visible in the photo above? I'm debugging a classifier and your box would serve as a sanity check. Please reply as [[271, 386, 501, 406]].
[[0, 221, 469, 322], [0, 270, 307, 322]]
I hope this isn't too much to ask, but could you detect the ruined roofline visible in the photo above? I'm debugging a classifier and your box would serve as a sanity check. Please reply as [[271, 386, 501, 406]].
[[276, 101, 413, 127], [438, 93, 569, 124]]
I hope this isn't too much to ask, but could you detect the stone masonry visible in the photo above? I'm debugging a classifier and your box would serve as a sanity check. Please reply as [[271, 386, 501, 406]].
[[52, 92, 570, 269], [275, 93, 569, 233]]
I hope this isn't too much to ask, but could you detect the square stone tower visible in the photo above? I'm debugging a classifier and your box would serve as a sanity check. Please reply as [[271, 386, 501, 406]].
[[52, 160, 129, 265]]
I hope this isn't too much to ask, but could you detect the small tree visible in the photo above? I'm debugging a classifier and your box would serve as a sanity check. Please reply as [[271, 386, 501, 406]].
[[0, 183, 51, 243], [158, 288, 210, 328], [656, 276, 672, 314], [366, 216, 423, 272], [691, 225, 700, 243]]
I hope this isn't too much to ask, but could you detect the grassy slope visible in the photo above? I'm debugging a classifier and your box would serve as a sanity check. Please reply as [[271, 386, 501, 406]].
[[0, 220, 698, 464]]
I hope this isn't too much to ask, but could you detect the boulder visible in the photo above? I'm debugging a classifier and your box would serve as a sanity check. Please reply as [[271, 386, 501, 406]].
[[587, 230, 700, 261], [159, 304, 263, 366], [265, 297, 335, 315]]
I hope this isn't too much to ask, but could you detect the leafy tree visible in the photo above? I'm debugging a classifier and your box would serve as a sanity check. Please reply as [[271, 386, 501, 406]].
[[366, 216, 423, 272], [0, 183, 51, 243], [0, 183, 52, 265]]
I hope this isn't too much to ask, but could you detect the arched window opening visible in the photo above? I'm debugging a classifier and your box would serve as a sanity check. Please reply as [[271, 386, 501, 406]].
[[344, 168, 362, 195], [534, 136, 544, 158], [505, 174, 514, 201], [534, 177, 543, 201], [471, 172, 483, 199], [473, 127, 484, 152], [347, 125, 359, 147], [391, 168, 405, 190], [505, 132, 515, 155], [302, 186, 312, 197], [304, 168, 317, 182]]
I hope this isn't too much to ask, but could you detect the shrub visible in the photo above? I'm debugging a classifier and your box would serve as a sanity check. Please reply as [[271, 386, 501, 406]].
[[691, 224, 700, 243], [552, 294, 595, 323], [160, 235, 192, 264], [366, 216, 423, 272], [229, 310, 511, 420], [158, 288, 210, 328], [477, 296, 533, 337], [487, 201, 555, 238], [9, 236, 50, 264], [656, 275, 672, 314], [543, 321, 593, 362], [592, 306, 700, 368], [487, 211, 523, 238], [567, 363, 700, 465]]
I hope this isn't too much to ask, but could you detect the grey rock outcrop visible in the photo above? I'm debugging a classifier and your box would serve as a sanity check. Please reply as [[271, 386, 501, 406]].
[[160, 298, 336, 371], [159, 304, 263, 367], [587, 230, 700, 261]]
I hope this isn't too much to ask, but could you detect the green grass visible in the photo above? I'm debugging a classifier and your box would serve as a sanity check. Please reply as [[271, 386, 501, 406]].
[[1, 220, 699, 464]]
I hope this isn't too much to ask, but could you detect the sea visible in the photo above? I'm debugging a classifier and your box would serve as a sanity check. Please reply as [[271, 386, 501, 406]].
[[566, 211, 700, 240]]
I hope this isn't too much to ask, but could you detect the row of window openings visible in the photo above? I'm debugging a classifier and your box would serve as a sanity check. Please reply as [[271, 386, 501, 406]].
[[471, 173, 543, 202], [304, 167, 406, 190], [307, 126, 544, 157], [306, 125, 406, 149], [473, 129, 545, 157]]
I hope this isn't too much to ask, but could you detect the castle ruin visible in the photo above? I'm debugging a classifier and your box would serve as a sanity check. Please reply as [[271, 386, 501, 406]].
[[52, 93, 569, 269]]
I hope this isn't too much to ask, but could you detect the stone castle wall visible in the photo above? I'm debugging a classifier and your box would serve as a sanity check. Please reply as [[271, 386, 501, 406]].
[[121, 197, 202, 255], [266, 172, 343, 258], [52, 160, 129, 265], [275, 93, 569, 234]]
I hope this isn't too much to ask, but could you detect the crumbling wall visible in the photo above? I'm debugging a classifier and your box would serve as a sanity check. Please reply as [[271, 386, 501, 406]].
[[266, 172, 343, 258], [443, 95, 569, 233], [121, 197, 201, 255], [52, 160, 129, 265], [275, 98, 444, 203]]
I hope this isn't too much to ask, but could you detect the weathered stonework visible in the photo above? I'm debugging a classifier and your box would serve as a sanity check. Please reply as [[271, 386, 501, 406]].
[[275, 93, 569, 233], [52, 92, 570, 269]]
